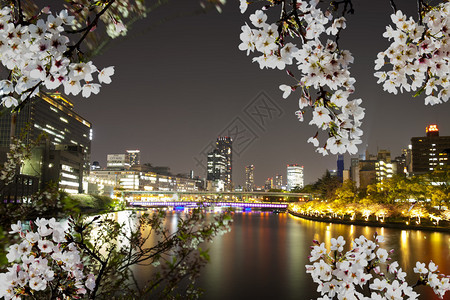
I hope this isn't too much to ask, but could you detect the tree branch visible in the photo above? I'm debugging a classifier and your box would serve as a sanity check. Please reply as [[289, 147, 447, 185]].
[[417, 0, 423, 25], [389, 0, 398, 13], [65, 0, 116, 58]]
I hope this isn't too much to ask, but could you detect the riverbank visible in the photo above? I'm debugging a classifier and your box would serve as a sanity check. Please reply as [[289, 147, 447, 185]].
[[288, 209, 450, 233]]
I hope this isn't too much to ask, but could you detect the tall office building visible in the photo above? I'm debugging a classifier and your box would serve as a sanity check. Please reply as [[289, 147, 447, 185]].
[[350, 158, 360, 187], [411, 124, 450, 174], [126, 149, 140, 166], [216, 137, 232, 186], [107, 154, 131, 169], [337, 155, 344, 181], [245, 165, 254, 191], [274, 174, 283, 189], [207, 149, 227, 182], [0, 92, 91, 194], [286, 164, 304, 191], [264, 177, 273, 190]]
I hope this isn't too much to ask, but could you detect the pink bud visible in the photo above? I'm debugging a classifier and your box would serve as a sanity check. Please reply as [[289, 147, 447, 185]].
[[41, 6, 51, 14]]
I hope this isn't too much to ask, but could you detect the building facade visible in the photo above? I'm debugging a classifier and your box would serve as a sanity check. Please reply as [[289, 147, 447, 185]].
[[274, 174, 283, 189], [411, 124, 450, 174], [88, 170, 199, 192], [245, 165, 254, 191], [107, 154, 131, 169], [126, 149, 140, 166], [358, 160, 376, 189], [286, 164, 304, 191], [337, 155, 344, 181], [216, 137, 232, 186], [264, 177, 273, 190], [0, 92, 91, 194], [207, 149, 227, 182]]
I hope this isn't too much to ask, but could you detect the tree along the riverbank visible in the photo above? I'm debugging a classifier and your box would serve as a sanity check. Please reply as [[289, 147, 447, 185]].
[[297, 167, 450, 209]]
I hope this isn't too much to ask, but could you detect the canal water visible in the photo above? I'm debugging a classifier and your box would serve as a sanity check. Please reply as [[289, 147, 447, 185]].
[[131, 210, 450, 299], [195, 211, 450, 300]]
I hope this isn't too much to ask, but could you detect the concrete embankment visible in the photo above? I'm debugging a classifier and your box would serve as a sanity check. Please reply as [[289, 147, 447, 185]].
[[288, 209, 450, 233]]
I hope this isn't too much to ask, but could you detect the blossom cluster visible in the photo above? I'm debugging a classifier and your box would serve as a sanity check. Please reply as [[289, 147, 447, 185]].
[[306, 234, 450, 299], [0, 218, 95, 299], [239, 1, 364, 155], [375, 3, 450, 105], [65, 0, 145, 39], [0, 6, 114, 109]]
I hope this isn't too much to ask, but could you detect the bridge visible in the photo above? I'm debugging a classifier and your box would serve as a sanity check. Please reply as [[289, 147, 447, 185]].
[[120, 190, 311, 197], [130, 201, 289, 209], [120, 190, 312, 199], [122, 190, 312, 210]]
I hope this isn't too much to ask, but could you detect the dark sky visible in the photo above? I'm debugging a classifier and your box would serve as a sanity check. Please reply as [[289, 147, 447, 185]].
[[69, 0, 450, 186]]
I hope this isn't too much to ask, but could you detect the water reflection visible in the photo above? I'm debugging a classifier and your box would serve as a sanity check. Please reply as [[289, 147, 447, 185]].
[[195, 211, 450, 300], [123, 210, 449, 300]]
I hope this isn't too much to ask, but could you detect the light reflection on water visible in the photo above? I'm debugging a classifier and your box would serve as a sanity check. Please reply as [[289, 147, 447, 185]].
[[126, 210, 449, 300], [195, 211, 450, 300]]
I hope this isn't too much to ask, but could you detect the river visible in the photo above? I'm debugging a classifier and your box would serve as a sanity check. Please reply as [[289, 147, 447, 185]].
[[195, 211, 450, 300], [131, 210, 450, 299]]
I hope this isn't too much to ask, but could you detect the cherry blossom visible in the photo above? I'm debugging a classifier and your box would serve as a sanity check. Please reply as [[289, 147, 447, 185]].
[[306, 234, 450, 299], [239, 1, 364, 155], [375, 2, 450, 105], [0, 6, 114, 109], [0, 218, 95, 299]]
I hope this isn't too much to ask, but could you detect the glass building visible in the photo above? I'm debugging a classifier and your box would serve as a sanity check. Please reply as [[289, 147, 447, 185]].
[[245, 165, 254, 191], [207, 149, 227, 182], [216, 137, 232, 185], [411, 124, 450, 174], [0, 92, 91, 193], [127, 149, 140, 166], [286, 164, 304, 191]]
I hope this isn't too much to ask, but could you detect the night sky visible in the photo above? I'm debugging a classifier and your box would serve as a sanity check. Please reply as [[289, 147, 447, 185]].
[[68, 0, 450, 186]]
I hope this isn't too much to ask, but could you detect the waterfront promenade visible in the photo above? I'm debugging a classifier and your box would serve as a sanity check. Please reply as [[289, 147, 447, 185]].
[[288, 209, 450, 233]]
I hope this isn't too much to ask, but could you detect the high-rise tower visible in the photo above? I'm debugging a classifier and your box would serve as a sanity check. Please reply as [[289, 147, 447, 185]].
[[286, 164, 304, 191], [245, 165, 254, 191], [411, 124, 450, 174], [216, 137, 232, 186], [207, 149, 227, 182]]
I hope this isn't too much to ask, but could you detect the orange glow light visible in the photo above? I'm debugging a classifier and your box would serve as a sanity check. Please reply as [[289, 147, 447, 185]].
[[426, 124, 439, 132]]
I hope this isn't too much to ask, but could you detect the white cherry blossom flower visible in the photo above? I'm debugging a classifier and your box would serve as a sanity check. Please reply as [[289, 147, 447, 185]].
[[413, 262, 428, 274], [279, 84, 292, 99], [239, 0, 248, 14], [82, 83, 101, 98], [330, 236, 346, 252], [98, 66, 115, 84], [249, 10, 267, 28], [1, 96, 18, 108]]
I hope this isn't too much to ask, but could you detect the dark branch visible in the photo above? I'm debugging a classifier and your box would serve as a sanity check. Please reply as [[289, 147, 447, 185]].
[[65, 0, 116, 58], [389, 0, 398, 13], [417, 0, 423, 25]]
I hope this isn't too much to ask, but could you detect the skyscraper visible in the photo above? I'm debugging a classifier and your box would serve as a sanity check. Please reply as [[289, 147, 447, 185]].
[[216, 137, 232, 186], [411, 124, 450, 174], [286, 164, 304, 191], [207, 149, 227, 182], [126, 149, 140, 166], [106, 154, 131, 169], [337, 155, 344, 181], [245, 165, 254, 191], [274, 174, 283, 189], [264, 177, 273, 190], [0, 92, 91, 194]]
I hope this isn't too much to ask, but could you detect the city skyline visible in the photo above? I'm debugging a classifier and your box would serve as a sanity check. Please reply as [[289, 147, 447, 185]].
[[65, 0, 449, 185]]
